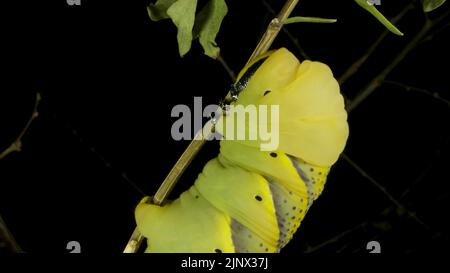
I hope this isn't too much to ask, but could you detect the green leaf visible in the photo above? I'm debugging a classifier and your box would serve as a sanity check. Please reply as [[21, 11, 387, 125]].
[[147, 0, 178, 21], [167, 0, 198, 57], [354, 0, 404, 36], [193, 0, 228, 58], [283, 16, 337, 24], [422, 0, 447, 12]]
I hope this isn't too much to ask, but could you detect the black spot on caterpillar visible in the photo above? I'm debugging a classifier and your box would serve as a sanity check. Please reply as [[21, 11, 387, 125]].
[[220, 57, 268, 110], [232, 58, 267, 96]]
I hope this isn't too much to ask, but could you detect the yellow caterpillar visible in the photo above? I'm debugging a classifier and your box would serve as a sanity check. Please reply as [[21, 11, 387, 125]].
[[135, 48, 349, 253]]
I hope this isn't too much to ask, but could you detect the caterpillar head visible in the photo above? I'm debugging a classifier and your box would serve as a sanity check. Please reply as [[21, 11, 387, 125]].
[[215, 48, 349, 167]]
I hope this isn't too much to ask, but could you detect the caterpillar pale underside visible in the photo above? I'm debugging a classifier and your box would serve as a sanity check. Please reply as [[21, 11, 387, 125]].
[[135, 48, 349, 253]]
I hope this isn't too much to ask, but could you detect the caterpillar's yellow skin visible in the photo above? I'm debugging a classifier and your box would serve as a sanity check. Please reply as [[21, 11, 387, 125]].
[[135, 48, 349, 253]]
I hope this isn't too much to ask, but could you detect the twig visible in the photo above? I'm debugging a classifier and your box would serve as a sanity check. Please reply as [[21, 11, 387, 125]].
[[217, 54, 236, 82], [0, 93, 41, 160], [304, 221, 368, 253], [384, 80, 450, 107], [341, 153, 431, 230], [248, 0, 300, 63], [262, 0, 309, 60], [421, 20, 450, 44], [347, 8, 450, 112], [309, 138, 448, 253], [123, 0, 301, 253], [60, 120, 147, 197], [400, 137, 449, 200], [0, 214, 22, 253], [338, 3, 414, 85]]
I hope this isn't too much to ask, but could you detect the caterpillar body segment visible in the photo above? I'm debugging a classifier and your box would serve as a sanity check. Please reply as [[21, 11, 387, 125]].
[[289, 157, 330, 204], [196, 158, 280, 251], [135, 188, 235, 253], [216, 49, 348, 166], [135, 48, 349, 253], [219, 141, 308, 198]]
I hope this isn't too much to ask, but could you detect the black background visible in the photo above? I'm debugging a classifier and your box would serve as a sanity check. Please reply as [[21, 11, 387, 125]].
[[1, 0, 449, 254]]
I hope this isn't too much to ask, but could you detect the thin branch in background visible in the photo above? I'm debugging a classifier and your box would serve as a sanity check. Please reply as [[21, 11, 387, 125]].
[[0, 214, 22, 253], [304, 221, 368, 253], [247, 0, 300, 63], [217, 53, 236, 82], [338, 4, 414, 85], [384, 80, 450, 107], [341, 153, 431, 230], [123, 0, 302, 253], [0, 93, 41, 160], [373, 139, 449, 246], [347, 8, 450, 112], [303, 73, 449, 253], [335, 241, 356, 253], [54, 114, 146, 197], [421, 20, 450, 44], [262, 0, 310, 60], [400, 137, 450, 200]]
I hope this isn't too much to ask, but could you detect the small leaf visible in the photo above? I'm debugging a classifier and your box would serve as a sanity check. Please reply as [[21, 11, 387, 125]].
[[167, 0, 198, 57], [422, 0, 447, 12], [354, 0, 404, 36], [147, 0, 178, 21], [283, 16, 337, 24], [194, 0, 228, 58]]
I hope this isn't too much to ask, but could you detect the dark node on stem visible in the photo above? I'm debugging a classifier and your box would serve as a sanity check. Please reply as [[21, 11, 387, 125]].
[[230, 84, 239, 96]]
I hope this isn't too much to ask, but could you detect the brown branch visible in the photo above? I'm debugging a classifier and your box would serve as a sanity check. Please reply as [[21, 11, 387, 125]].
[[0, 214, 22, 253], [262, 0, 310, 60], [248, 0, 300, 63], [0, 93, 40, 252], [0, 93, 41, 160], [123, 0, 301, 253]]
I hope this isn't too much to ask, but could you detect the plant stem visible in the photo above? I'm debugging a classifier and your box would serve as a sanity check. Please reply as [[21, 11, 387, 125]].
[[384, 80, 450, 107], [248, 0, 300, 63], [217, 54, 236, 82], [262, 0, 309, 60], [341, 153, 430, 230], [0, 214, 22, 253], [338, 3, 414, 85], [0, 93, 41, 160], [348, 8, 450, 112]]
